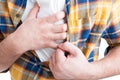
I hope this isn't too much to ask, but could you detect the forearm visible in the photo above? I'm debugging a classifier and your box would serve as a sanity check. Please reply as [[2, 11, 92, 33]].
[[91, 45, 120, 79], [0, 33, 26, 72]]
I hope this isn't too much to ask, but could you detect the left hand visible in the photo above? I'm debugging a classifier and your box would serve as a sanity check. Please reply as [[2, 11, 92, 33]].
[[49, 42, 95, 80]]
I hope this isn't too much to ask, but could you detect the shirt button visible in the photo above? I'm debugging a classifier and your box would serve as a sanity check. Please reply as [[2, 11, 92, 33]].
[[16, 14, 20, 18]]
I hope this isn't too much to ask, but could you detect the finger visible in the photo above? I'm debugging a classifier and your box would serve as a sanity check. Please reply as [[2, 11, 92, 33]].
[[55, 49, 66, 63], [49, 57, 56, 76], [47, 41, 58, 48], [52, 32, 67, 40], [44, 11, 65, 23], [51, 53, 56, 68], [49, 56, 54, 71], [58, 42, 82, 56], [51, 24, 67, 33], [28, 3, 40, 19]]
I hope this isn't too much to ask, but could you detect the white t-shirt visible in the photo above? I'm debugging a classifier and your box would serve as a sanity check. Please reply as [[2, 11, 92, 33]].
[[22, 0, 65, 62]]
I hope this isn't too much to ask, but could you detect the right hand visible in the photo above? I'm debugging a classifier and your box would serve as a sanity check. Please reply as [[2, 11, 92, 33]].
[[12, 4, 67, 51], [49, 42, 92, 80]]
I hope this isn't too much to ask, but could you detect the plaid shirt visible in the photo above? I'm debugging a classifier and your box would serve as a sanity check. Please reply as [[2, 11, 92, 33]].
[[0, 0, 120, 80], [66, 0, 120, 61]]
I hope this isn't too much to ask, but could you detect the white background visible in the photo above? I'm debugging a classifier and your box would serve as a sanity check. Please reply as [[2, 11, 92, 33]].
[[0, 38, 120, 80]]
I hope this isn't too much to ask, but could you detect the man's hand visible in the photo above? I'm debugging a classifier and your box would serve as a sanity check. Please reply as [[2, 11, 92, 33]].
[[0, 4, 67, 72], [12, 4, 67, 52], [49, 42, 94, 80]]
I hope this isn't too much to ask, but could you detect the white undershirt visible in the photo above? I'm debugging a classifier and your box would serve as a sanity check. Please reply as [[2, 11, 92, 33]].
[[22, 0, 65, 62]]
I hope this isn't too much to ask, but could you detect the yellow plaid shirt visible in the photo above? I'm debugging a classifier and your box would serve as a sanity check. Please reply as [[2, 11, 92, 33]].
[[0, 0, 120, 80]]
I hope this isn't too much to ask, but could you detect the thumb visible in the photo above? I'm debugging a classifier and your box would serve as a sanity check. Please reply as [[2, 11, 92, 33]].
[[58, 42, 82, 56], [28, 3, 40, 19]]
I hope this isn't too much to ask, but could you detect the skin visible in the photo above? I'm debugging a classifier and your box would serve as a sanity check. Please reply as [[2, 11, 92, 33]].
[[0, 4, 67, 72], [49, 42, 120, 80]]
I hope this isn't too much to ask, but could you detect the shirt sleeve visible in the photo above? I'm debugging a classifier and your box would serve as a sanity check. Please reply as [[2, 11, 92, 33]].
[[102, 1, 120, 48]]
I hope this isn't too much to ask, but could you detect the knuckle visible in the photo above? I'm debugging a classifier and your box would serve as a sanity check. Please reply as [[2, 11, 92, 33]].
[[61, 24, 67, 32], [64, 41, 69, 45], [63, 42, 69, 47], [60, 33, 67, 39]]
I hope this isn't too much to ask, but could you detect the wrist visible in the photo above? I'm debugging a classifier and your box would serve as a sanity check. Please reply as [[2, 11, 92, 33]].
[[5, 33, 28, 55], [0, 33, 27, 71], [84, 62, 100, 80], [76, 62, 100, 80], [90, 61, 106, 79]]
